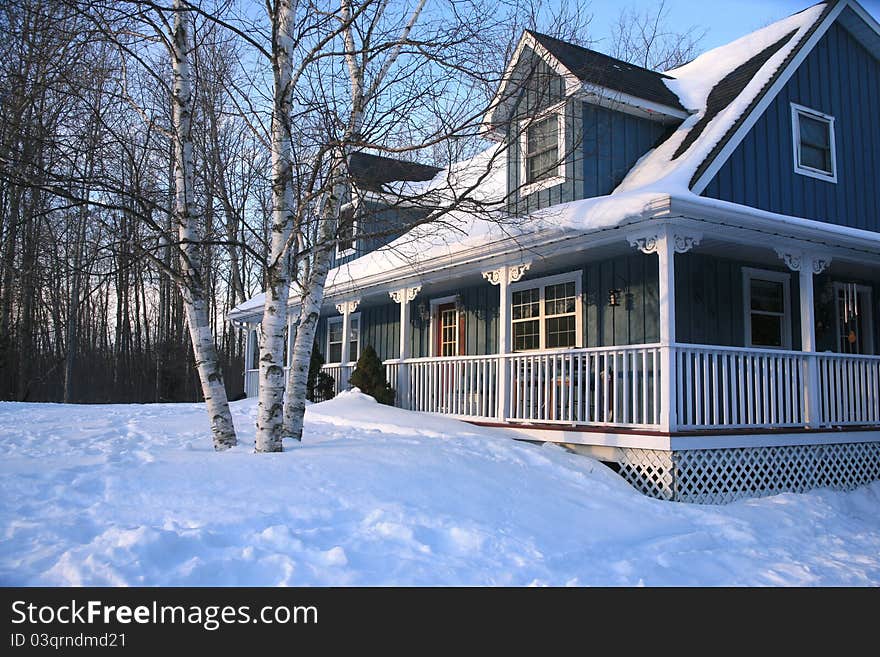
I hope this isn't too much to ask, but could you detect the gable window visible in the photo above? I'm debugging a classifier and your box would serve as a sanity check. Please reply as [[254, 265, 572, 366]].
[[791, 103, 836, 182], [327, 314, 360, 363], [336, 203, 359, 257], [743, 268, 791, 349], [520, 104, 566, 195], [510, 272, 581, 351]]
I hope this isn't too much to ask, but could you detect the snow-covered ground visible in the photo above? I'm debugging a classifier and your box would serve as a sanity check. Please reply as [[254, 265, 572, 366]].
[[1, 392, 878, 586]]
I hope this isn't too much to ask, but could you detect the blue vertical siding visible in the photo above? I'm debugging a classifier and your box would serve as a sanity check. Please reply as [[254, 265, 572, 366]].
[[702, 18, 880, 233], [675, 253, 803, 350]]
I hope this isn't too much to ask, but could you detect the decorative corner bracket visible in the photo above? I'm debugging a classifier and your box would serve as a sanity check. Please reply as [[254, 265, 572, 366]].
[[627, 228, 702, 255], [482, 262, 531, 286], [775, 248, 831, 274], [389, 286, 421, 304], [335, 299, 360, 314]]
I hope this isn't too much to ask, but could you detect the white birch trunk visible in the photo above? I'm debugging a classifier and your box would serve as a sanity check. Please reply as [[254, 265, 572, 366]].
[[283, 169, 345, 441], [254, 0, 296, 452], [171, 1, 237, 450], [282, 0, 425, 441]]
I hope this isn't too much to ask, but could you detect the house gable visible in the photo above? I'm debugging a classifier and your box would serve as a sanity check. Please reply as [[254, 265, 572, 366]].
[[700, 6, 880, 232]]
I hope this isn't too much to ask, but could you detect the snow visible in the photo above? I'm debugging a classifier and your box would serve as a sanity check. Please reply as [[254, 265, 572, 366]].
[[1, 392, 879, 586], [617, 3, 826, 194]]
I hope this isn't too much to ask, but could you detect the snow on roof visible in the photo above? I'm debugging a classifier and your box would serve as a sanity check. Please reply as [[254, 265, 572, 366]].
[[230, 3, 846, 322], [617, 2, 827, 195]]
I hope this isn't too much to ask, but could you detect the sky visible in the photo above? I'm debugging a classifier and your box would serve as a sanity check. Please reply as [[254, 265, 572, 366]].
[[587, 0, 880, 55]]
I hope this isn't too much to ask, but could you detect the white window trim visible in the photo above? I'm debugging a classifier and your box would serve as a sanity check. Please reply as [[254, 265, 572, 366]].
[[335, 199, 360, 259], [428, 295, 460, 357], [508, 270, 583, 351], [519, 101, 567, 197], [833, 282, 874, 355], [742, 267, 792, 350], [791, 102, 837, 183], [326, 312, 361, 364]]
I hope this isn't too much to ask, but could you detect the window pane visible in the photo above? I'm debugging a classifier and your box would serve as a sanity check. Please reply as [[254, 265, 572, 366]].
[[800, 143, 831, 173], [349, 319, 359, 361], [750, 279, 784, 313], [544, 282, 576, 316], [799, 114, 829, 148], [798, 113, 832, 174], [328, 321, 344, 343], [527, 116, 557, 154], [513, 319, 540, 351], [546, 315, 576, 348], [512, 288, 540, 320], [328, 343, 342, 363], [527, 147, 558, 183], [751, 314, 783, 348]]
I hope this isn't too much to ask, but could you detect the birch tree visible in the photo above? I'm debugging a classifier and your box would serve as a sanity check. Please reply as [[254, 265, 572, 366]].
[[170, 0, 237, 449]]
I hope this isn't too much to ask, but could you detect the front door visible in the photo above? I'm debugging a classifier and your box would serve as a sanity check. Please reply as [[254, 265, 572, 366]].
[[435, 302, 460, 357]]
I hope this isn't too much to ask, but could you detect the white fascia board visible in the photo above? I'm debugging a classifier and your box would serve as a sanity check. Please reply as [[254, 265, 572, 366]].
[[691, 1, 847, 194], [577, 86, 691, 123], [667, 194, 880, 260]]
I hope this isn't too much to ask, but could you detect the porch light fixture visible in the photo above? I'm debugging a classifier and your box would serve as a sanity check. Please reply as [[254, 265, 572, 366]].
[[608, 288, 623, 307]]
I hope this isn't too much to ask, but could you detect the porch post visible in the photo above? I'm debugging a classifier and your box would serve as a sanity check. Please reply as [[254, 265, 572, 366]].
[[629, 227, 701, 432], [483, 262, 530, 420], [244, 324, 254, 397], [335, 299, 360, 389], [776, 249, 831, 427], [389, 286, 421, 408]]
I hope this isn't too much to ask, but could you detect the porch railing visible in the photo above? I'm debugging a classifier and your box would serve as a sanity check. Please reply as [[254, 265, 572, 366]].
[[246, 345, 880, 432], [243, 362, 355, 402], [817, 353, 880, 426], [674, 344, 808, 430], [506, 346, 661, 427]]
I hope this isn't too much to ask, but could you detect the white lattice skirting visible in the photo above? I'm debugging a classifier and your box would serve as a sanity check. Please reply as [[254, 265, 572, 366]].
[[616, 442, 880, 504]]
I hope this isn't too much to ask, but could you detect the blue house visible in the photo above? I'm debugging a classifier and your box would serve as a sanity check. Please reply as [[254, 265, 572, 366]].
[[230, 0, 880, 503]]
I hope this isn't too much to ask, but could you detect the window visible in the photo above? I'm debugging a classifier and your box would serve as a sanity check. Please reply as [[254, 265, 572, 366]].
[[327, 314, 360, 363], [791, 103, 836, 182], [509, 272, 581, 351], [743, 268, 791, 349], [336, 204, 358, 257], [520, 104, 565, 195]]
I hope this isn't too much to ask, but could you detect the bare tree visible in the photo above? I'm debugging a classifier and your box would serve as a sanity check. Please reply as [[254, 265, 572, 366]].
[[611, 0, 706, 71]]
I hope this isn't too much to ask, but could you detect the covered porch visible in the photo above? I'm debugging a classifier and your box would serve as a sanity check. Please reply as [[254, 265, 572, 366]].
[[241, 199, 880, 443]]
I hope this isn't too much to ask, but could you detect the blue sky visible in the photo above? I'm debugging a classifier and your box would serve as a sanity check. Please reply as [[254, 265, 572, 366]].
[[587, 0, 880, 54]]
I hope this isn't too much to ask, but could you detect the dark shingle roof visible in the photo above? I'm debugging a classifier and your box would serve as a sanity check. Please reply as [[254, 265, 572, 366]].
[[672, 30, 798, 160], [526, 30, 686, 112], [688, 1, 836, 187], [349, 152, 441, 192]]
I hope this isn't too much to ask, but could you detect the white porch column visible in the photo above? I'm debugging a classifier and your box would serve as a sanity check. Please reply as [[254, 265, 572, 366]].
[[389, 286, 421, 408], [629, 227, 701, 432], [776, 249, 831, 427], [335, 299, 360, 388], [483, 262, 531, 420]]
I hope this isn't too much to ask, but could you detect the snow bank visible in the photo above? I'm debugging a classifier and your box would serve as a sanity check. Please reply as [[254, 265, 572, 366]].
[[1, 394, 879, 586]]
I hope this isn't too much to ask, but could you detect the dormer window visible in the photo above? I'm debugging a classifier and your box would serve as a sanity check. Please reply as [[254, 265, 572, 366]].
[[520, 103, 566, 195], [336, 203, 358, 258], [791, 103, 836, 183]]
